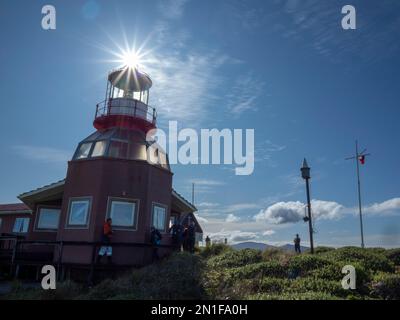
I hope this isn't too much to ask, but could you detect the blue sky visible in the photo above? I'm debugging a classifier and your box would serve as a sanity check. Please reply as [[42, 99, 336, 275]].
[[1, 0, 399, 247]]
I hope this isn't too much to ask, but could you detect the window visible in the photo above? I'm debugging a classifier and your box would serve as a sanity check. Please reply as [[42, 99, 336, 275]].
[[37, 208, 60, 230], [169, 216, 177, 229], [75, 143, 92, 159], [108, 140, 128, 158], [13, 218, 30, 233], [128, 142, 146, 160], [107, 199, 137, 228], [152, 204, 167, 231], [67, 198, 91, 227], [91, 140, 107, 157]]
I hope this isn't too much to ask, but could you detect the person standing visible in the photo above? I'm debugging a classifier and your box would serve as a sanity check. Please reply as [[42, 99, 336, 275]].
[[97, 218, 114, 264], [188, 220, 196, 253], [205, 235, 211, 248], [294, 234, 301, 254], [169, 221, 183, 250], [150, 226, 162, 261]]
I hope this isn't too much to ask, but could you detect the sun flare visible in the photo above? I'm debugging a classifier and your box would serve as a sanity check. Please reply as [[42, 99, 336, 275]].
[[121, 50, 141, 69]]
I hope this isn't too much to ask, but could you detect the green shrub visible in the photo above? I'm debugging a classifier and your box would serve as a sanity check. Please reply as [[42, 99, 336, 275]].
[[79, 278, 131, 300], [79, 252, 207, 300], [311, 261, 370, 289], [370, 273, 400, 300], [246, 291, 342, 300], [287, 277, 348, 297], [199, 243, 232, 258], [314, 246, 336, 254], [259, 278, 291, 294], [385, 248, 400, 266], [3, 280, 84, 300], [224, 261, 287, 284], [288, 254, 333, 276], [322, 247, 395, 273], [207, 249, 262, 269], [262, 247, 293, 264]]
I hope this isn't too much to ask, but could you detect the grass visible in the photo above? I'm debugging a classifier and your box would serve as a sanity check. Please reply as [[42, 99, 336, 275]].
[[1, 245, 399, 300]]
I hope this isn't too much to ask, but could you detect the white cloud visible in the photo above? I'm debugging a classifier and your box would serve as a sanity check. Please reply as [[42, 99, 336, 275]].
[[263, 230, 275, 236], [255, 200, 343, 224], [254, 197, 400, 225], [210, 229, 258, 243], [255, 201, 304, 224], [225, 213, 240, 223], [194, 213, 208, 224], [190, 179, 226, 186], [197, 202, 220, 208], [364, 198, 400, 215], [147, 52, 229, 124], [223, 203, 260, 213], [13, 145, 71, 164], [226, 72, 265, 116], [158, 0, 188, 20]]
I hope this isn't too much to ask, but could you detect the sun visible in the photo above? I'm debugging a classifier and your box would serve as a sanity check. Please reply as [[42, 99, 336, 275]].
[[121, 50, 141, 69]]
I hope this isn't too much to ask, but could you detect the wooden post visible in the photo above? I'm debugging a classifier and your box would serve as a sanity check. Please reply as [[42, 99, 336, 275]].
[[10, 239, 19, 278], [88, 243, 97, 286], [57, 241, 64, 281]]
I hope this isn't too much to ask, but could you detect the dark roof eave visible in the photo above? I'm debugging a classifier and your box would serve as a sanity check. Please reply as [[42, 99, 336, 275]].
[[171, 189, 197, 212]]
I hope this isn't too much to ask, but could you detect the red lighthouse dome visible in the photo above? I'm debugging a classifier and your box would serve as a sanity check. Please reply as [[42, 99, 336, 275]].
[[93, 66, 156, 133]]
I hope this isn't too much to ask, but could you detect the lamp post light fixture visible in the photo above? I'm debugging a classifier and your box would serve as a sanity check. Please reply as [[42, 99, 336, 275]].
[[301, 158, 314, 254]]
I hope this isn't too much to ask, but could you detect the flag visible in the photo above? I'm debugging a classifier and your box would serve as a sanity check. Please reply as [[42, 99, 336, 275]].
[[358, 155, 365, 165]]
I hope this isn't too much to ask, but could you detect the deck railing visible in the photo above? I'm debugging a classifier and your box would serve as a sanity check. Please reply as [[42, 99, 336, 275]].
[[95, 98, 157, 124], [0, 237, 177, 283]]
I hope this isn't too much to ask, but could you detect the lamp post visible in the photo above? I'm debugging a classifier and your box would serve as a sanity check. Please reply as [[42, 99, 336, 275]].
[[301, 158, 314, 254]]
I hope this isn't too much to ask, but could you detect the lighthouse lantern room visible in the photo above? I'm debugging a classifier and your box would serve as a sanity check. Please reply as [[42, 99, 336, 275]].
[[94, 66, 156, 133]]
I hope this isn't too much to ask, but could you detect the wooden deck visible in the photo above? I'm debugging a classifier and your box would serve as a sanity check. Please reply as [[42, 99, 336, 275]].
[[0, 236, 178, 284]]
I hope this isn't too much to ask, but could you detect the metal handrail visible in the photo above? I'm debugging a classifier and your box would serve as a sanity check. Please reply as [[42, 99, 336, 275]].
[[95, 98, 157, 124], [0, 238, 179, 281]]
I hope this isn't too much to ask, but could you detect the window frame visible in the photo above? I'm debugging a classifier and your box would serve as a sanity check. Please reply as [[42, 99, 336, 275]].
[[65, 197, 92, 229], [91, 140, 108, 158], [73, 142, 93, 160], [12, 217, 30, 234], [106, 197, 140, 231], [34, 206, 61, 232], [152, 202, 168, 232]]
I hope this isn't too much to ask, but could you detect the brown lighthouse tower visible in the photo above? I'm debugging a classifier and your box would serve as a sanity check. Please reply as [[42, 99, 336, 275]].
[[56, 65, 174, 266], [0, 64, 203, 278]]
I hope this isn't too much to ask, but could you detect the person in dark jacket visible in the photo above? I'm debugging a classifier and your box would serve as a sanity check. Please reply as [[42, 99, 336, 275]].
[[187, 221, 196, 253], [182, 225, 189, 251], [150, 226, 162, 261], [97, 218, 114, 264], [169, 222, 183, 250], [205, 235, 211, 248], [294, 234, 301, 254]]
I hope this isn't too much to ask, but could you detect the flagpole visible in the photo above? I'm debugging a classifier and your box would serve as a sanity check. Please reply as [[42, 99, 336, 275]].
[[355, 140, 365, 249]]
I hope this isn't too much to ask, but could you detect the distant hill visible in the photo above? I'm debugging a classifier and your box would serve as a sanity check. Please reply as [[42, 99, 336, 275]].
[[231, 241, 309, 252], [231, 241, 274, 251]]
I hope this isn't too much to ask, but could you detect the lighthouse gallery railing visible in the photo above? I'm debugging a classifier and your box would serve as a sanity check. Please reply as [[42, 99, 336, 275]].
[[95, 98, 157, 124]]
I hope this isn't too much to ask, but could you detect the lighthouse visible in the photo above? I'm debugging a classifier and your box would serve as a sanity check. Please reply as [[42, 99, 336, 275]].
[[0, 66, 203, 278], [0, 64, 203, 278], [53, 65, 173, 265]]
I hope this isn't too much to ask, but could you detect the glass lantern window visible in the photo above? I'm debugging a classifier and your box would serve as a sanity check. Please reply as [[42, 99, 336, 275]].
[[108, 140, 128, 158], [91, 140, 107, 157], [75, 143, 92, 159]]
